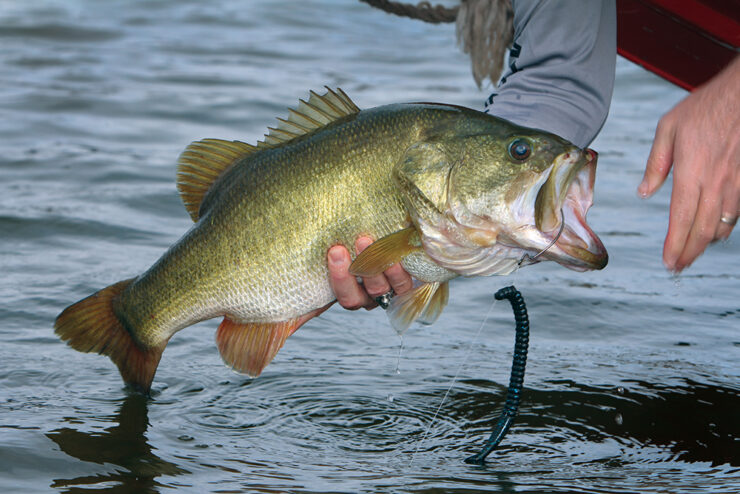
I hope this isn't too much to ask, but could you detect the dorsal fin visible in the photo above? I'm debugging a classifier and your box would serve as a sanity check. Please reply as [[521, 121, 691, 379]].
[[257, 87, 360, 149], [176, 88, 359, 221], [176, 138, 257, 221]]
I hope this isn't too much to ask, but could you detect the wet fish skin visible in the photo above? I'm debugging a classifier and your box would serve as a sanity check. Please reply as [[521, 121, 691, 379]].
[[55, 89, 607, 392]]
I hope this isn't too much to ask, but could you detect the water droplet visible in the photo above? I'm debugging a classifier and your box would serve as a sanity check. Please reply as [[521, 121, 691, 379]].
[[614, 413, 623, 425], [395, 335, 404, 374], [387, 394, 394, 402], [672, 273, 681, 288], [616, 386, 625, 395]]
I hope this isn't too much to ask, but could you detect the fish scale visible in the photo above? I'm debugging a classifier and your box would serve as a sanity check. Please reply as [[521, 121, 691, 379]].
[[55, 88, 607, 392]]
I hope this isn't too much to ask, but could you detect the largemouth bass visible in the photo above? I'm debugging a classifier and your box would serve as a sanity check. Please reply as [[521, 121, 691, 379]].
[[55, 88, 607, 392]]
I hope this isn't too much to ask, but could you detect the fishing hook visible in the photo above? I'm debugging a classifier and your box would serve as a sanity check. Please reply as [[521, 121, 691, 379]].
[[518, 208, 565, 267]]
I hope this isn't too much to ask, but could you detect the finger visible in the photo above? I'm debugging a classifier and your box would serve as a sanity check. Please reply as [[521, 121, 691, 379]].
[[716, 215, 736, 240], [383, 262, 414, 296], [354, 236, 391, 298], [675, 189, 720, 271], [663, 173, 700, 271], [716, 168, 740, 241], [328, 245, 375, 310], [639, 116, 676, 198]]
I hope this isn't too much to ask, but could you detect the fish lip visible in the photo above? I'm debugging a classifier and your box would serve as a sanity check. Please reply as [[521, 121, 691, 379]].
[[539, 148, 608, 271]]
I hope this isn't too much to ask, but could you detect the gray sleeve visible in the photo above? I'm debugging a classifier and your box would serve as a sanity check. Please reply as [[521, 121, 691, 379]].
[[483, 0, 616, 148]]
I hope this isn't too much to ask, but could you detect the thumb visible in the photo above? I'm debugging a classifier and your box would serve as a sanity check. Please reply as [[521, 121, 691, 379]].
[[639, 117, 676, 198]]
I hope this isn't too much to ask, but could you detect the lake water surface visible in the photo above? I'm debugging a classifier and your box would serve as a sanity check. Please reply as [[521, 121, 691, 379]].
[[1, 1, 738, 492]]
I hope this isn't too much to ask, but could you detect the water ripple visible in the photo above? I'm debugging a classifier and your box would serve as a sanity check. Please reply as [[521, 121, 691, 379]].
[[1, 0, 739, 492]]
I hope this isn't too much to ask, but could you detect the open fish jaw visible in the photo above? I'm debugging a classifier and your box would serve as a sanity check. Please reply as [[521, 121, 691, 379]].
[[541, 149, 608, 270]]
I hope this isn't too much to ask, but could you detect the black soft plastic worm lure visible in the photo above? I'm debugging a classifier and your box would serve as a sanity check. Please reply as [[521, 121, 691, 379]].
[[465, 285, 529, 464]]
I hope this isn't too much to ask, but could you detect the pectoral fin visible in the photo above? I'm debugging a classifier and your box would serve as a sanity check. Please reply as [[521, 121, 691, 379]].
[[349, 227, 421, 277], [387, 281, 450, 334], [216, 303, 332, 377]]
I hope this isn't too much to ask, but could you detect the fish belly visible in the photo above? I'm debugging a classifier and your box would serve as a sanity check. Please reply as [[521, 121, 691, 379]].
[[118, 131, 415, 345]]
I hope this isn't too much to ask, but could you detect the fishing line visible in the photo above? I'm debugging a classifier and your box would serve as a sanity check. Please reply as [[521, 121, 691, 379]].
[[410, 293, 498, 465], [410, 209, 559, 464]]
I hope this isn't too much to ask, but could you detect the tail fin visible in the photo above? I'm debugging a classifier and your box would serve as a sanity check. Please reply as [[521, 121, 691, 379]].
[[54, 279, 166, 394]]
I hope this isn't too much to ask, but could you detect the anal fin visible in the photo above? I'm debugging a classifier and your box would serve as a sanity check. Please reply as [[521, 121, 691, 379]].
[[387, 281, 450, 335], [216, 303, 332, 377]]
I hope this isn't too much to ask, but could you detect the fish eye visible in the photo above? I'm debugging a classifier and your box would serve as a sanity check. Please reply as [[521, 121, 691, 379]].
[[508, 138, 532, 161]]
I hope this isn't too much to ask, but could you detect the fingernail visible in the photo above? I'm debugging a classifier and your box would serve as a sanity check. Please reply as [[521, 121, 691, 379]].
[[671, 261, 686, 273], [328, 248, 345, 265], [637, 182, 649, 198], [355, 237, 372, 253], [663, 257, 676, 272]]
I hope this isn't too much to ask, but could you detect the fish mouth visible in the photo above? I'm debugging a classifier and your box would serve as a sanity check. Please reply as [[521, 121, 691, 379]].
[[535, 148, 608, 271]]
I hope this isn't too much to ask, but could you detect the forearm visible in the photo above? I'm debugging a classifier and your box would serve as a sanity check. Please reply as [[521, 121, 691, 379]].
[[484, 0, 617, 148]]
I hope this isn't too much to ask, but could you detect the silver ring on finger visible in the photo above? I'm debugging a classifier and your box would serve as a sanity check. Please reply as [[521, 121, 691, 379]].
[[374, 289, 395, 310], [719, 214, 738, 226]]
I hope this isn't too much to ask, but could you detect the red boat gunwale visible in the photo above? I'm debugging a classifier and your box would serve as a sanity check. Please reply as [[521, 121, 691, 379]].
[[617, 0, 740, 91]]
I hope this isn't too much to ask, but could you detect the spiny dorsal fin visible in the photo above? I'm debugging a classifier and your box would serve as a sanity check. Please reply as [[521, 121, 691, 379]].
[[177, 138, 257, 221], [176, 89, 359, 221], [257, 87, 360, 149]]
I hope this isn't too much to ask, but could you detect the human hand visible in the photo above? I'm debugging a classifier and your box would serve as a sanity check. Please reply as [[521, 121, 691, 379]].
[[638, 56, 740, 272], [327, 236, 414, 310]]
